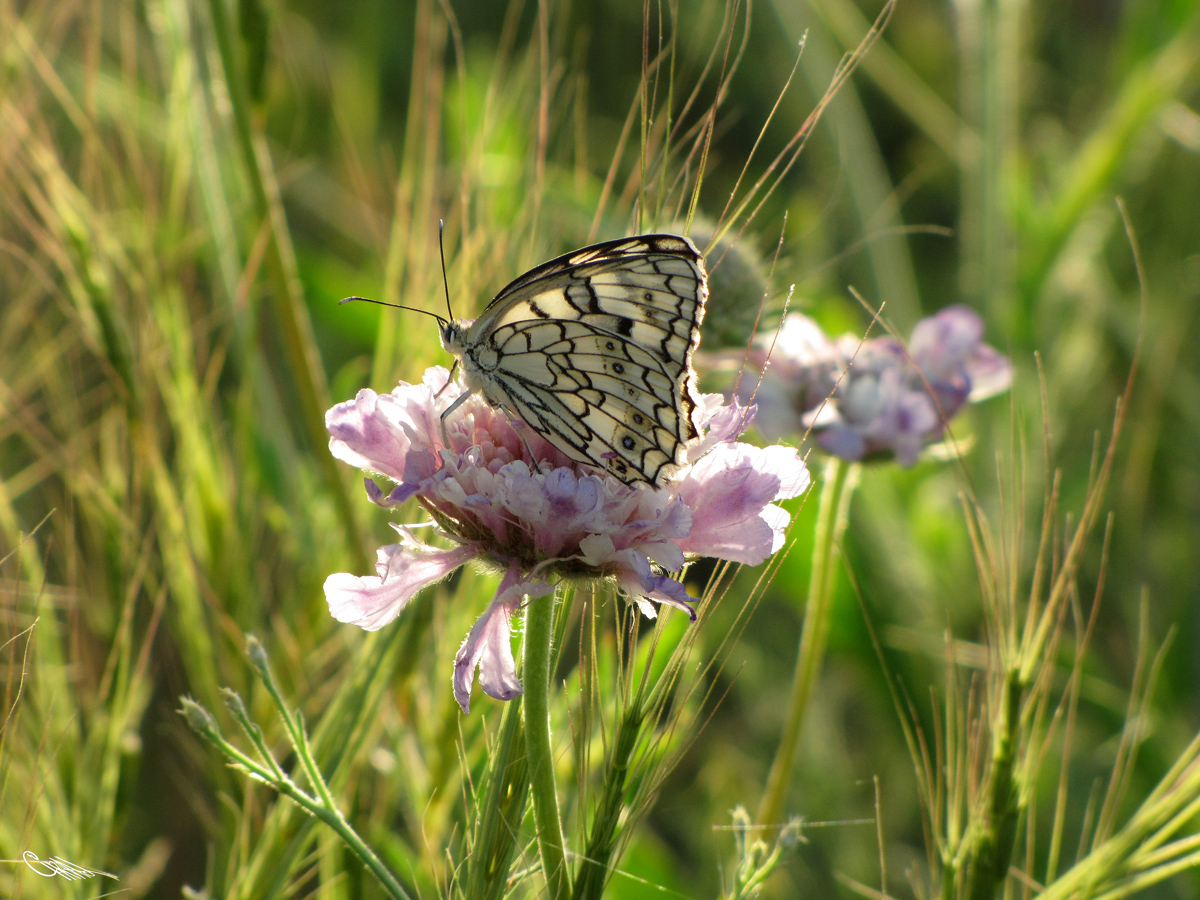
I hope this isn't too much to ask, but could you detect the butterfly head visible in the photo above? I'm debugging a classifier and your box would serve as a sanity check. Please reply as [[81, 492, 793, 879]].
[[438, 319, 470, 357]]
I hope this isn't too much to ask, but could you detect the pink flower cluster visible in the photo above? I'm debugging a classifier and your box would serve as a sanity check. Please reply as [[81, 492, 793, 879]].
[[324, 367, 809, 712], [740, 307, 1012, 466]]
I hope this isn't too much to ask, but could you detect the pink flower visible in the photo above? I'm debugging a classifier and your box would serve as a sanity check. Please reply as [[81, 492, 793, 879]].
[[324, 367, 809, 712], [737, 307, 1012, 467]]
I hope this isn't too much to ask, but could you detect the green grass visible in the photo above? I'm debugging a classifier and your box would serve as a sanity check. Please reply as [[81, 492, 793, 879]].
[[2, 0, 1199, 898]]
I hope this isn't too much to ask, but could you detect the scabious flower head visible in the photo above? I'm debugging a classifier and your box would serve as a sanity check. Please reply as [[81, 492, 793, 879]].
[[737, 306, 1012, 467], [324, 367, 809, 712]]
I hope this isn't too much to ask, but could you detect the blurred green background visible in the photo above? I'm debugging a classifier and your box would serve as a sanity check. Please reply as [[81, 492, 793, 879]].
[[2, 0, 1198, 897]]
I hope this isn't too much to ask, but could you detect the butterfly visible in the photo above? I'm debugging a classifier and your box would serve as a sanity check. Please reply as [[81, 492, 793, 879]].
[[437, 234, 709, 488]]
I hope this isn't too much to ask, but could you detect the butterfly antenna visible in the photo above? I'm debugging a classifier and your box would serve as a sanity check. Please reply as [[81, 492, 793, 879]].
[[339, 296, 447, 326], [438, 219, 455, 322]]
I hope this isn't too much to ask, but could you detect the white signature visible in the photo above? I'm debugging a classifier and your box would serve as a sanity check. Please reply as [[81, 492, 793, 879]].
[[21, 850, 118, 881]]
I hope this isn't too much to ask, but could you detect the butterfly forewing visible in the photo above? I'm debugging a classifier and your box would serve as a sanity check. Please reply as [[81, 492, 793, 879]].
[[446, 234, 708, 487]]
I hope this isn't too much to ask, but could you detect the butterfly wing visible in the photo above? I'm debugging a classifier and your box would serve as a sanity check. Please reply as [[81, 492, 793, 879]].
[[463, 234, 708, 486]]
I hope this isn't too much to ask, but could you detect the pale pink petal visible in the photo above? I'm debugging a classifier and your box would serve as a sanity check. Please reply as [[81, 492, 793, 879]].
[[776, 312, 841, 363], [578, 534, 618, 568], [634, 597, 658, 618], [817, 424, 867, 461], [365, 477, 422, 507], [910, 305, 983, 365], [453, 567, 555, 713], [613, 550, 696, 620], [677, 445, 781, 522], [325, 542, 476, 631], [421, 365, 454, 395], [688, 396, 755, 458], [637, 573, 696, 619], [681, 515, 777, 566], [326, 389, 412, 481], [578, 537, 695, 620], [802, 402, 842, 429], [750, 444, 810, 499], [760, 503, 791, 555], [639, 538, 686, 571], [966, 344, 1013, 400], [675, 444, 798, 564]]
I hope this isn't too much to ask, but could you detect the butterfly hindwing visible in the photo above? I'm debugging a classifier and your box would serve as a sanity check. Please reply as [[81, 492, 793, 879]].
[[444, 234, 708, 487], [483, 319, 685, 485]]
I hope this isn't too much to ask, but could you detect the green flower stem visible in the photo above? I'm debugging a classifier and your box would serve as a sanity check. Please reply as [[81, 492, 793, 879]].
[[572, 701, 643, 900], [952, 666, 1022, 900], [524, 590, 571, 900], [757, 457, 858, 839], [246, 636, 340, 812], [181, 694, 413, 900], [464, 698, 529, 900]]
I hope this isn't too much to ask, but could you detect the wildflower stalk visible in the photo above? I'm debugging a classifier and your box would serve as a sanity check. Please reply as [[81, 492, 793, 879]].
[[723, 807, 804, 900], [757, 456, 858, 838], [949, 666, 1022, 900], [179, 644, 413, 900], [464, 698, 529, 900], [524, 590, 571, 900], [572, 699, 645, 900]]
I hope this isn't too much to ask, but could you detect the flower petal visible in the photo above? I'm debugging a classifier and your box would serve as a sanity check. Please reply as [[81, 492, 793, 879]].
[[324, 542, 476, 631], [637, 572, 697, 620], [675, 442, 807, 564], [966, 344, 1014, 401], [688, 396, 756, 458], [750, 444, 810, 499], [326, 389, 411, 480], [614, 550, 697, 621], [452, 566, 555, 713]]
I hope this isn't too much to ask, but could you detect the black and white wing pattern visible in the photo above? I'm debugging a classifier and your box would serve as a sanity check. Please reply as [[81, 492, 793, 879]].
[[438, 234, 709, 487]]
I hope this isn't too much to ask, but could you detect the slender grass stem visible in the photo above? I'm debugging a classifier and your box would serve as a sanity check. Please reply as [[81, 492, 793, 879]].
[[572, 702, 643, 900], [757, 457, 858, 839], [956, 667, 1022, 900], [181, 689, 413, 900], [204, 0, 366, 569], [524, 590, 571, 900], [465, 699, 530, 900], [1017, 7, 1200, 306]]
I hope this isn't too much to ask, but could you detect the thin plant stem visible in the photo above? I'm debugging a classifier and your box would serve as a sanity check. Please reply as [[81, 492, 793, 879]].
[[572, 700, 644, 900], [952, 666, 1022, 900], [464, 697, 529, 900], [757, 456, 858, 839], [203, 0, 366, 568], [524, 590, 571, 900], [181, 688, 413, 900]]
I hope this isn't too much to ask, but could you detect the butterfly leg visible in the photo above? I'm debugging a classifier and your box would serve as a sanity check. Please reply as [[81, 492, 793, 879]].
[[439, 386, 473, 450], [504, 411, 541, 466], [434, 360, 460, 400]]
